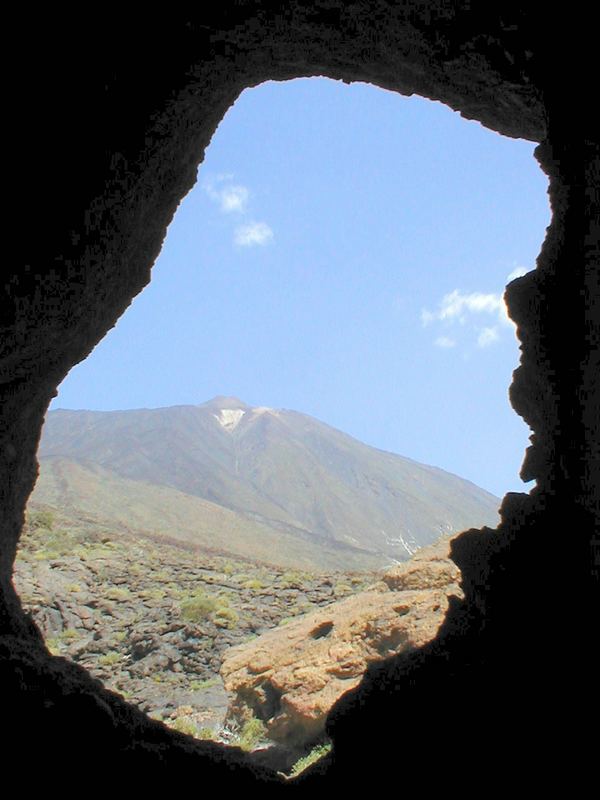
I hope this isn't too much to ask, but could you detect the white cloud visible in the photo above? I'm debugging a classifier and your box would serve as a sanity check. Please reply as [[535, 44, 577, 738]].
[[204, 178, 249, 213], [204, 174, 275, 247], [219, 185, 249, 213], [422, 288, 511, 329], [439, 289, 506, 324], [506, 266, 529, 282], [477, 327, 500, 348], [435, 336, 456, 349], [421, 277, 531, 351], [234, 222, 274, 247]]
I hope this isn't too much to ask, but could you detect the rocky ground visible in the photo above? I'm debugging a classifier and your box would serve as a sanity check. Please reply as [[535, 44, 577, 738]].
[[13, 506, 374, 751], [221, 534, 463, 748]]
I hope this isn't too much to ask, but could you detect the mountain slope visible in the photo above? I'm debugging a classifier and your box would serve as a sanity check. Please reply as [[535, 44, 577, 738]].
[[30, 457, 386, 571], [34, 396, 501, 568]]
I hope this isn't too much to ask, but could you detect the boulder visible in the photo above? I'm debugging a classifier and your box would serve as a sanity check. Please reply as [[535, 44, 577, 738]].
[[220, 536, 463, 746]]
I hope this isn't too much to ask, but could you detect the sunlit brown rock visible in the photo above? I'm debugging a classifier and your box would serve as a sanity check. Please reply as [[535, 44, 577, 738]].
[[221, 537, 462, 746]]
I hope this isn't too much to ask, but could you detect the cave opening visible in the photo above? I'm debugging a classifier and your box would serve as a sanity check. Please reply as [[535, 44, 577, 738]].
[[12, 74, 554, 775]]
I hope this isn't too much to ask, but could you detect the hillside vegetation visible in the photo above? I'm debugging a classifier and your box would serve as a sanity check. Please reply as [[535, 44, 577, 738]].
[[14, 506, 373, 742], [34, 397, 501, 570]]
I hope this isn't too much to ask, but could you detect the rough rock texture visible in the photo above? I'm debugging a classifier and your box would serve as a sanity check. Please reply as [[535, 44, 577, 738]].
[[13, 508, 371, 732], [3, 4, 598, 792], [221, 536, 461, 746]]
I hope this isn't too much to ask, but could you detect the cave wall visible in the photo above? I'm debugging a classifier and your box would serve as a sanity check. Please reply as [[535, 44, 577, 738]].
[[3, 3, 598, 789]]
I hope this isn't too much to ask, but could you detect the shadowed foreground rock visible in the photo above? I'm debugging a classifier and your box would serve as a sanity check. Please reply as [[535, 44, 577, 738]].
[[221, 536, 462, 747]]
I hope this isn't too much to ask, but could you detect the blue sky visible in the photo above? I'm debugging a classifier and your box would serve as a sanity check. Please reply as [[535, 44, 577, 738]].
[[51, 78, 551, 498]]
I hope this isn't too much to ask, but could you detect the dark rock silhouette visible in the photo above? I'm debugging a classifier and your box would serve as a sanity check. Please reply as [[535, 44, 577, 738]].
[[3, 4, 597, 792]]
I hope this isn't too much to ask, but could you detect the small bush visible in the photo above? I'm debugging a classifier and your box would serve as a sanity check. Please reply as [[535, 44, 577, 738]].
[[189, 678, 219, 691], [46, 637, 62, 655], [105, 587, 131, 602], [28, 526, 84, 559], [28, 509, 55, 531], [197, 727, 216, 740], [238, 715, 267, 751], [173, 704, 194, 718], [170, 716, 198, 737], [61, 628, 80, 641], [213, 606, 239, 629], [290, 742, 332, 776], [46, 628, 81, 653], [98, 651, 121, 666], [179, 590, 218, 622], [333, 581, 352, 596], [139, 588, 166, 601], [287, 603, 310, 617], [280, 571, 305, 589], [243, 578, 264, 590]]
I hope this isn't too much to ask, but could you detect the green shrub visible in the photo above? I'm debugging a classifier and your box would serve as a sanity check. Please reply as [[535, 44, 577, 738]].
[[238, 715, 267, 751], [280, 571, 305, 589], [29, 509, 55, 531], [333, 581, 352, 596], [139, 588, 166, 601], [243, 578, 264, 590], [213, 606, 239, 629], [105, 587, 131, 602], [170, 716, 198, 737], [98, 651, 121, 666], [29, 526, 84, 559], [189, 678, 219, 691], [46, 628, 81, 653], [197, 727, 216, 740], [180, 590, 218, 622], [173, 704, 194, 717], [60, 628, 80, 641], [46, 636, 62, 655], [290, 742, 332, 776]]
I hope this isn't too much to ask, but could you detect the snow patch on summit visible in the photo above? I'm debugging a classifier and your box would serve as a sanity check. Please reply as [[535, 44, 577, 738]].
[[214, 408, 245, 431], [252, 406, 280, 418]]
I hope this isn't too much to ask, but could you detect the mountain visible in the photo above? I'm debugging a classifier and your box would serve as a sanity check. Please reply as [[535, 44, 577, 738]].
[[31, 396, 501, 570]]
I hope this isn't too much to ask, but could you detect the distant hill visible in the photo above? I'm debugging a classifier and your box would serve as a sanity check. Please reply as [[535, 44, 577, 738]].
[[31, 397, 501, 570]]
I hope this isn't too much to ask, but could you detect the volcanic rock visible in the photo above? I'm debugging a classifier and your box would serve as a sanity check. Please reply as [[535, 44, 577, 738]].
[[220, 535, 463, 746]]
